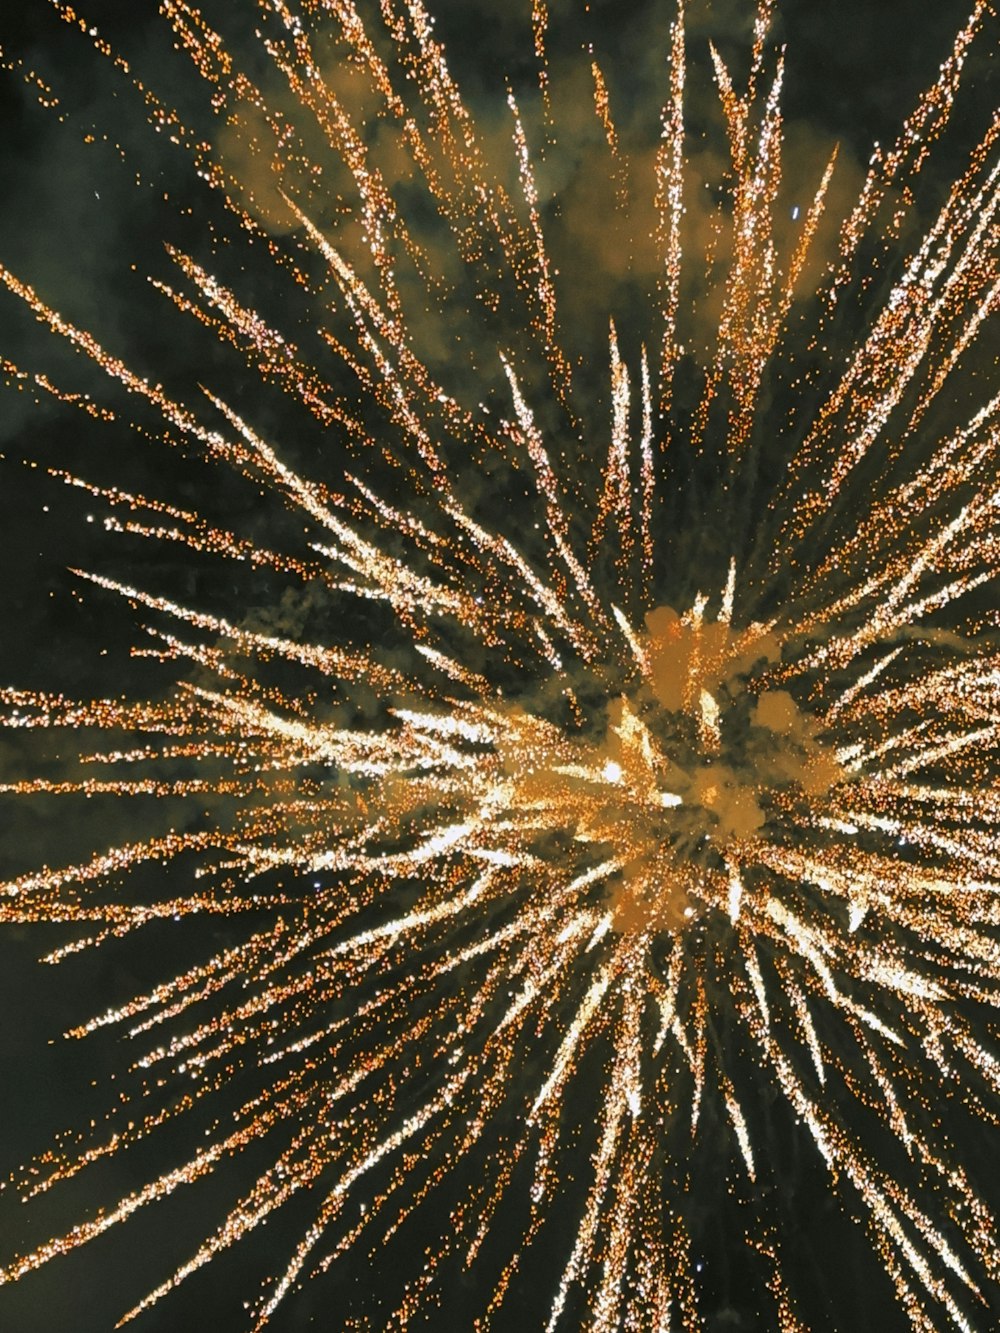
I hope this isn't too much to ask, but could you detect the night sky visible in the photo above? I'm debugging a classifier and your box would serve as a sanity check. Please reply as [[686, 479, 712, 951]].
[[0, 2, 997, 1330]]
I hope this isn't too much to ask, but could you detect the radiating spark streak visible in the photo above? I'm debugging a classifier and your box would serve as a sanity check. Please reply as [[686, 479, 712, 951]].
[[0, 1087, 310, 1288], [826, 0, 991, 299], [507, 90, 574, 405], [531, 962, 616, 1118], [697, 34, 788, 455], [498, 356, 606, 625], [654, 0, 685, 409], [544, 983, 643, 1332], [611, 604, 650, 676], [531, 0, 551, 122], [637, 347, 656, 587], [592, 320, 634, 578], [590, 60, 629, 212], [723, 1077, 756, 1181], [826, 646, 906, 720], [787, 112, 1000, 537], [727, 869, 743, 924]]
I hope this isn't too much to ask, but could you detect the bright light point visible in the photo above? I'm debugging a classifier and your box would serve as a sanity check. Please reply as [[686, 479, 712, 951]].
[[602, 760, 622, 783], [659, 790, 682, 807]]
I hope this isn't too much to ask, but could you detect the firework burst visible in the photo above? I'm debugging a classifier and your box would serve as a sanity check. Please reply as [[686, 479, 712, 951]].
[[0, 1, 999, 1328]]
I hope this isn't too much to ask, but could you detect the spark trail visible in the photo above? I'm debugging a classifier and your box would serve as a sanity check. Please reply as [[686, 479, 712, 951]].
[[0, 1, 998, 1329]]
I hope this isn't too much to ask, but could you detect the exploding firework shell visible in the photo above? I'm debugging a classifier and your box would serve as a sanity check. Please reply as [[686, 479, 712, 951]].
[[0, 1, 999, 1330]]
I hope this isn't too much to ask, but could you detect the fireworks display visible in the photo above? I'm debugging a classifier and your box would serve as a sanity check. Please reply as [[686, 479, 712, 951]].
[[0, 0, 998, 1328]]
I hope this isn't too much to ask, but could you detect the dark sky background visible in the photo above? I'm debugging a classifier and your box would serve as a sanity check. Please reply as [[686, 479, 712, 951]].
[[0, 2, 997, 1330]]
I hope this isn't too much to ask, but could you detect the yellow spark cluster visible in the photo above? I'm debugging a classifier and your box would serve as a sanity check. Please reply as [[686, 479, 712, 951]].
[[0, 1, 998, 1330]]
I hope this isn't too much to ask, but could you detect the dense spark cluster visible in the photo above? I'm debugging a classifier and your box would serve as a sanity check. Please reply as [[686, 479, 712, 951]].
[[0, 0, 999, 1329]]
